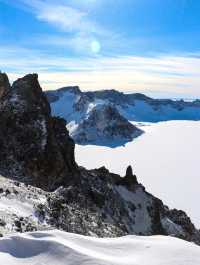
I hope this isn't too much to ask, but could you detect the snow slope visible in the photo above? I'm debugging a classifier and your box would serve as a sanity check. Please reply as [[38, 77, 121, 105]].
[[0, 230, 200, 265], [76, 120, 200, 228], [50, 90, 81, 123]]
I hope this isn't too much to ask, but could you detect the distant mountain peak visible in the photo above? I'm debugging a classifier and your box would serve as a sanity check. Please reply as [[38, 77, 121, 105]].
[[47, 86, 200, 146], [71, 103, 143, 147]]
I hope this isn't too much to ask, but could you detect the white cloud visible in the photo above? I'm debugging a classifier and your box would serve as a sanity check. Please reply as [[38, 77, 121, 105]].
[[17, 0, 107, 35], [38, 5, 87, 32], [1, 45, 200, 97]]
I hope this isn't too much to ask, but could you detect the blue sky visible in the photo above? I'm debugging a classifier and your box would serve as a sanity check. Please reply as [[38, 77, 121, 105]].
[[1, 0, 200, 97]]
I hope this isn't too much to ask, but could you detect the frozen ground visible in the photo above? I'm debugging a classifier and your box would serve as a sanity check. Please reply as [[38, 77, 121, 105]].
[[76, 120, 200, 227], [0, 230, 200, 265], [0, 176, 49, 235]]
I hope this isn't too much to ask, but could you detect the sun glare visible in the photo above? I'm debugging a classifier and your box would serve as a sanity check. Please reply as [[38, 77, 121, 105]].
[[91, 40, 101, 54]]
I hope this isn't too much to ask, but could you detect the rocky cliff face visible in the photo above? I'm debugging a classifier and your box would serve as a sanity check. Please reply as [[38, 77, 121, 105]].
[[0, 73, 200, 246], [0, 73, 77, 191]]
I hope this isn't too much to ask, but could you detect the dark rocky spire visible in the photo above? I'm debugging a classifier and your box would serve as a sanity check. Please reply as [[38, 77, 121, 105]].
[[123, 165, 138, 188], [114, 165, 138, 190], [126, 165, 133, 178]]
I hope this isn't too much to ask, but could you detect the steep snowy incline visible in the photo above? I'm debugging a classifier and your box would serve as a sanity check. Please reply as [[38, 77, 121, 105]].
[[0, 230, 200, 265]]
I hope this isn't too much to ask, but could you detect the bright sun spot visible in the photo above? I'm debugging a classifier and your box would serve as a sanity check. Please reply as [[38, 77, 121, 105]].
[[91, 40, 101, 54]]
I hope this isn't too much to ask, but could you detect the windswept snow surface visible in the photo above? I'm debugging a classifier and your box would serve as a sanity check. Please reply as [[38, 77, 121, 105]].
[[0, 230, 200, 265], [76, 120, 200, 227]]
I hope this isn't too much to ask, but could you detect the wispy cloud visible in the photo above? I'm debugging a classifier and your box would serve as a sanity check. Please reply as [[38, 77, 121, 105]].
[[2, 0, 111, 54], [27, 0, 103, 34], [1, 44, 200, 97]]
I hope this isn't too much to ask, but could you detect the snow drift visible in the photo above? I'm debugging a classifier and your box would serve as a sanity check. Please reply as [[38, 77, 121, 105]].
[[0, 230, 200, 265]]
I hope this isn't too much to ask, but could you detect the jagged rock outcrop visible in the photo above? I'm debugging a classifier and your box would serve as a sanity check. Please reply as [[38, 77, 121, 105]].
[[34, 166, 200, 244], [162, 208, 200, 244], [0, 73, 200, 246], [0, 73, 77, 190]]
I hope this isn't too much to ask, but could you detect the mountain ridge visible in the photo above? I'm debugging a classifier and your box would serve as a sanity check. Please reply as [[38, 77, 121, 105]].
[[0, 73, 199, 246], [46, 86, 200, 147]]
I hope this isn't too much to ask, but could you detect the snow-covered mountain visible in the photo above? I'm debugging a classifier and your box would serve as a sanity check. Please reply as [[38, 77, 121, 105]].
[[46, 87, 143, 147], [72, 104, 143, 147], [1, 230, 200, 265], [0, 73, 200, 264], [46, 87, 200, 146]]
